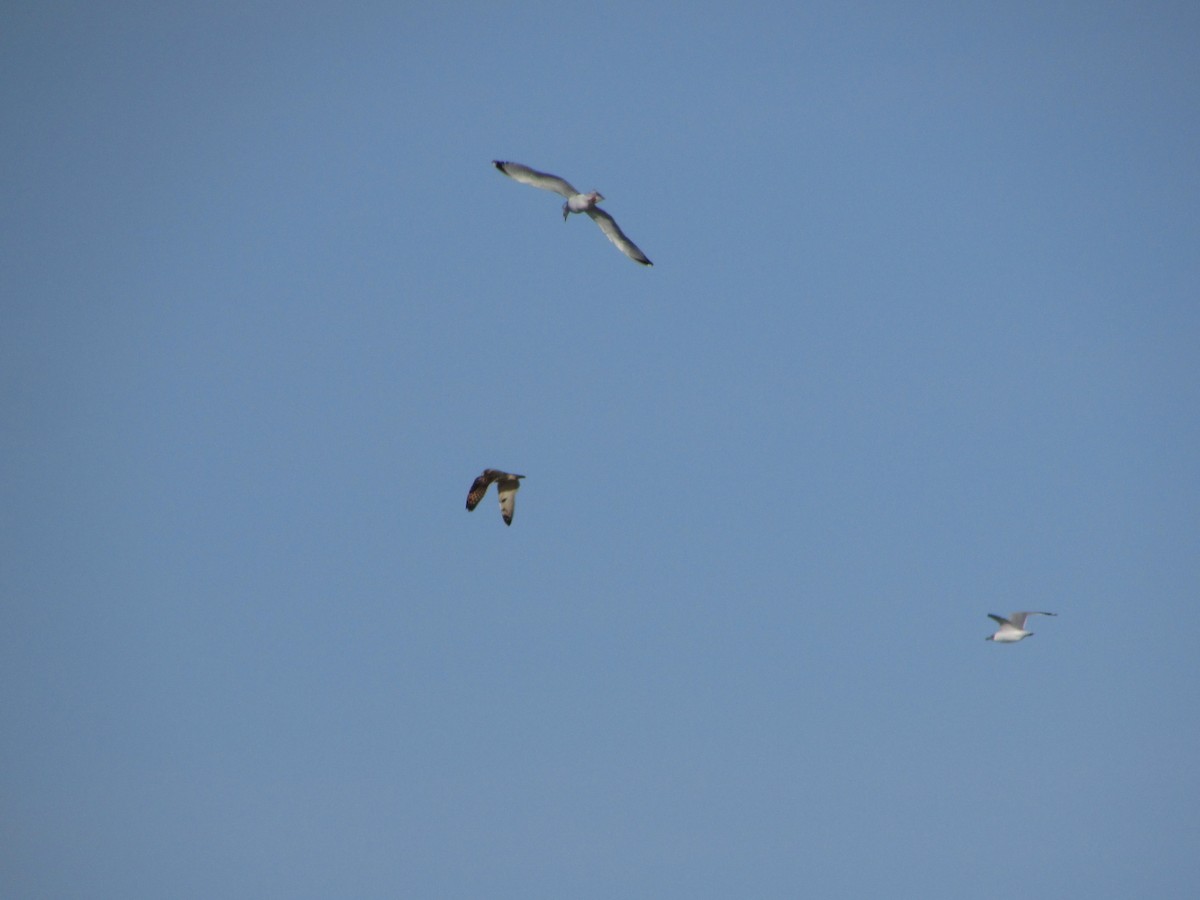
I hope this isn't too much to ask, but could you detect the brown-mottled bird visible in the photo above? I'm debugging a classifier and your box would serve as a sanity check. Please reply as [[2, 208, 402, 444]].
[[465, 469, 525, 526]]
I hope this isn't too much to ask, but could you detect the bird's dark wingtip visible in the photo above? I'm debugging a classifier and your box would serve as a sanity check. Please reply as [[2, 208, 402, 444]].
[[492, 160, 506, 171]]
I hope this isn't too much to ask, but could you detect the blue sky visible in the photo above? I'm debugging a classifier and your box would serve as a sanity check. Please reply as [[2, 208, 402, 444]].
[[3, 2, 1198, 897]]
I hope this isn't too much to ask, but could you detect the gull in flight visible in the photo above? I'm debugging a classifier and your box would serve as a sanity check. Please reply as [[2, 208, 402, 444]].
[[985, 611, 1057, 643], [492, 160, 653, 266], [465, 469, 525, 526]]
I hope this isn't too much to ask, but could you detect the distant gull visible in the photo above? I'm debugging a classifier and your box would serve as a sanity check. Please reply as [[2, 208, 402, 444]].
[[492, 161, 653, 266], [465, 469, 525, 526], [985, 611, 1057, 643]]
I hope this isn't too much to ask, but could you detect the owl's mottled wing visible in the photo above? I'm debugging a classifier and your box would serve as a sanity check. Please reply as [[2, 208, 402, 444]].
[[466, 472, 499, 511], [496, 476, 521, 526], [585, 207, 653, 266], [493, 161, 578, 198]]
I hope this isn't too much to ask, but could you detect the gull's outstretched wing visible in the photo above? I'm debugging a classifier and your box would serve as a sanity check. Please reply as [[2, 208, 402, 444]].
[[987, 614, 1013, 627], [496, 476, 522, 526], [1010, 611, 1056, 629], [493, 161, 578, 198], [585, 207, 653, 266]]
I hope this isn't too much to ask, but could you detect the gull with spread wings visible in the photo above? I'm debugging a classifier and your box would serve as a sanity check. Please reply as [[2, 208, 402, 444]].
[[493, 160, 653, 266], [985, 611, 1057, 643], [465, 469, 525, 526]]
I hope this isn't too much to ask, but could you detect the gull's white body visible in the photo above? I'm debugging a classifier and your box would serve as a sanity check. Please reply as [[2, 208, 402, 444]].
[[492, 160, 653, 266], [986, 611, 1057, 642]]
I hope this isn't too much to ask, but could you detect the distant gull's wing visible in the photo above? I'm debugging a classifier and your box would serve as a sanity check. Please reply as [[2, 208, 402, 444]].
[[585, 207, 653, 266], [1013, 611, 1056, 628], [466, 471, 499, 511], [987, 613, 1014, 627], [1006, 611, 1055, 629], [493, 161, 578, 198], [496, 476, 522, 526]]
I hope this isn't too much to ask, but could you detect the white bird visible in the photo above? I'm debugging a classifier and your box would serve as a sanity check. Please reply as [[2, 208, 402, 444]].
[[465, 469, 525, 526], [492, 160, 653, 266], [985, 611, 1057, 643]]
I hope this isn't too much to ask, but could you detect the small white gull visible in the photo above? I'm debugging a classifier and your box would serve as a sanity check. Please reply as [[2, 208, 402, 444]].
[[985, 611, 1057, 643], [465, 469, 525, 526], [492, 160, 653, 266]]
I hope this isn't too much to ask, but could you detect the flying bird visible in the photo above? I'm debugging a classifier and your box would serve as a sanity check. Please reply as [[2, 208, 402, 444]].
[[492, 160, 653, 266], [465, 469, 525, 526], [985, 611, 1057, 643]]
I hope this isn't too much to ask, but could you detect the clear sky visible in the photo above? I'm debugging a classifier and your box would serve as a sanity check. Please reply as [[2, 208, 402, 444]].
[[3, 2, 1198, 897]]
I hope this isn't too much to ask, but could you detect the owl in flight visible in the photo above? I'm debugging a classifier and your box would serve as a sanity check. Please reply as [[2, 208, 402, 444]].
[[465, 469, 525, 526]]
